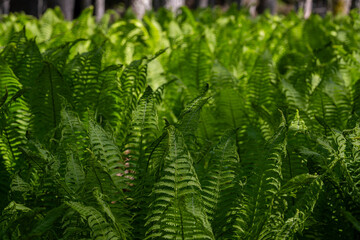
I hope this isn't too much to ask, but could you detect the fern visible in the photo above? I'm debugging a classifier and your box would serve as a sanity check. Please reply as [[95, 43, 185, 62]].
[[88, 120, 127, 191], [201, 129, 240, 237], [66, 201, 120, 240], [145, 126, 214, 239], [1, 7, 360, 240], [116, 59, 148, 143], [0, 58, 29, 171], [275, 178, 323, 239], [64, 47, 103, 118], [233, 116, 287, 239]]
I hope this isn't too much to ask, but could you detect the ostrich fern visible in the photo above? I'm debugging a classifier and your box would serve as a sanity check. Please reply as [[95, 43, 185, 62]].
[[1, 8, 360, 240]]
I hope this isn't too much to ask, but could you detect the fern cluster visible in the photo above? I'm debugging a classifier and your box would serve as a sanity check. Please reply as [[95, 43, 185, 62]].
[[1, 6, 360, 239]]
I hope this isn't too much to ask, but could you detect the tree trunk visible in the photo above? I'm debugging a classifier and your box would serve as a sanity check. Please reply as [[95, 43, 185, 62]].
[[236, 0, 242, 10], [38, 0, 44, 17], [165, 0, 185, 12], [153, 0, 161, 10], [95, 0, 105, 21], [47, 0, 75, 20], [198, 0, 208, 8], [9, 0, 38, 16], [81, 0, 92, 9], [351, 0, 360, 10], [332, 0, 351, 14], [1, 0, 10, 14], [209, 0, 215, 8], [256, 0, 277, 14], [132, 0, 152, 18], [304, 0, 312, 18]]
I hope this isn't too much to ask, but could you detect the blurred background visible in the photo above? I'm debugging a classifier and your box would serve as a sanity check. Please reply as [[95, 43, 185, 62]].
[[0, 0, 359, 21]]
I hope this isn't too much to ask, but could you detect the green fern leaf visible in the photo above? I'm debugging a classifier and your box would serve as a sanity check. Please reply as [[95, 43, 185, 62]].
[[65, 150, 85, 194], [275, 177, 323, 240], [66, 201, 120, 240], [145, 126, 214, 239], [93, 188, 132, 239], [117, 59, 148, 143], [234, 117, 287, 239], [201, 129, 240, 237], [88, 120, 126, 191], [0, 58, 30, 171], [64, 48, 102, 118]]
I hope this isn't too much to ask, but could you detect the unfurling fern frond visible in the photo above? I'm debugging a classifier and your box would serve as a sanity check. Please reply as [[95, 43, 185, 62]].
[[145, 126, 214, 240]]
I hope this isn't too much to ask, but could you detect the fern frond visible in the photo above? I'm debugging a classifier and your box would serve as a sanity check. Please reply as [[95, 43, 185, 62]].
[[201, 129, 240, 236], [275, 177, 323, 240], [62, 208, 90, 239], [29, 205, 67, 238], [0, 154, 10, 211], [58, 105, 88, 161], [246, 51, 277, 110], [353, 79, 360, 116], [146, 130, 170, 181], [145, 126, 214, 239], [0, 201, 32, 239], [43, 39, 84, 71], [117, 59, 148, 143], [64, 48, 102, 118], [0, 58, 30, 171], [233, 117, 287, 239], [10, 38, 43, 89], [93, 64, 123, 129], [93, 188, 132, 239], [126, 86, 158, 238], [29, 62, 72, 140], [65, 150, 85, 194], [0, 28, 27, 69], [88, 120, 126, 191], [168, 36, 212, 94], [126, 86, 159, 183], [66, 201, 120, 240], [177, 85, 209, 141]]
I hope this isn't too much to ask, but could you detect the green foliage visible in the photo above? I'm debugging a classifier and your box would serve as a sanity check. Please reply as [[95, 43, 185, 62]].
[[1, 6, 360, 240]]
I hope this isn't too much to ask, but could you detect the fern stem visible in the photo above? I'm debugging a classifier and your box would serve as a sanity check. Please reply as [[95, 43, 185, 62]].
[[320, 94, 327, 136], [46, 63, 57, 128], [179, 206, 185, 240], [286, 148, 295, 206], [92, 165, 104, 194], [4, 132, 16, 165]]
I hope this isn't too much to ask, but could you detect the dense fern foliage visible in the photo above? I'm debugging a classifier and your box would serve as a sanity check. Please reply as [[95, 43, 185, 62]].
[[1, 6, 360, 239]]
